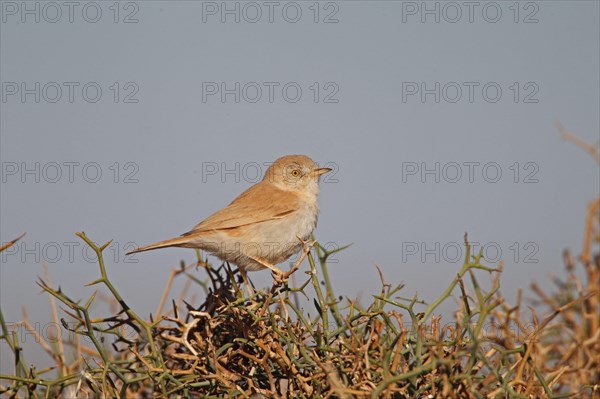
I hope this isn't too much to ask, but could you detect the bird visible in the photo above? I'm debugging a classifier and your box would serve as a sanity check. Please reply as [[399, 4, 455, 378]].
[[127, 155, 331, 285]]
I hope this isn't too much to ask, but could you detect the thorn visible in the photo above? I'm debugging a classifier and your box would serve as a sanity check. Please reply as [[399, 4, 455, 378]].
[[85, 278, 104, 287], [84, 291, 98, 309], [0, 232, 26, 252], [100, 240, 113, 251]]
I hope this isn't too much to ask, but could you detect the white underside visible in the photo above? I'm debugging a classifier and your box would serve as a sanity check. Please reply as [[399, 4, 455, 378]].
[[186, 200, 319, 271]]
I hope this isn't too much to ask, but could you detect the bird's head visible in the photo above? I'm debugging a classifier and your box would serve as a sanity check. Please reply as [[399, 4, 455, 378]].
[[263, 155, 331, 195]]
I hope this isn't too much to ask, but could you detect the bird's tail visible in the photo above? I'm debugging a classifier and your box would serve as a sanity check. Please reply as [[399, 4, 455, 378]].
[[126, 236, 192, 255]]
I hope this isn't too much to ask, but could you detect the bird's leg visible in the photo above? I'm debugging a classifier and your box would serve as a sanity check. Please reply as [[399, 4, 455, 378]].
[[249, 238, 315, 285], [247, 256, 286, 283], [282, 237, 315, 281], [238, 267, 255, 297]]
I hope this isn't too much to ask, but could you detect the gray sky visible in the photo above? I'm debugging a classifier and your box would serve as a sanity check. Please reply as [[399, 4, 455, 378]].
[[1, 1, 599, 372]]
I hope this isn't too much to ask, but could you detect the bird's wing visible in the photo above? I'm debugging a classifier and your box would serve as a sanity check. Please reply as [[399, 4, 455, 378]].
[[183, 183, 299, 235]]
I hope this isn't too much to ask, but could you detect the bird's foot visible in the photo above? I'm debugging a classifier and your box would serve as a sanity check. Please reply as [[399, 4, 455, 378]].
[[249, 238, 315, 286], [247, 256, 287, 285]]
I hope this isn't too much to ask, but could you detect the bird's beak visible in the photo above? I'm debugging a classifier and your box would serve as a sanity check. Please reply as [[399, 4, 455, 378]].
[[313, 167, 332, 176]]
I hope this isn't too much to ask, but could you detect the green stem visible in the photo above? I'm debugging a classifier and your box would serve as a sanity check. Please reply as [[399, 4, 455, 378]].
[[76, 232, 165, 369]]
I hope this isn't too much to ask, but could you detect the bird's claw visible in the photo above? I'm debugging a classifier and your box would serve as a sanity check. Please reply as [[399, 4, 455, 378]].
[[272, 269, 287, 285]]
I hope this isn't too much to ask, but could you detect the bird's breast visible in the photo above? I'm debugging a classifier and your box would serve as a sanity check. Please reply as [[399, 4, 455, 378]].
[[190, 197, 320, 270], [260, 200, 318, 243]]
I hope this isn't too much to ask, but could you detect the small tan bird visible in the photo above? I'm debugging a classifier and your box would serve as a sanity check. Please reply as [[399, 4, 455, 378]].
[[127, 155, 331, 283]]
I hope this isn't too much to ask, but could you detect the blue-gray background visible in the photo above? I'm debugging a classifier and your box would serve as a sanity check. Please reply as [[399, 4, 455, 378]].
[[1, 1, 599, 372]]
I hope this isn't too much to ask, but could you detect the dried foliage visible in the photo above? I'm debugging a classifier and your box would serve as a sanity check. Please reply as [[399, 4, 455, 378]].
[[1, 224, 598, 398]]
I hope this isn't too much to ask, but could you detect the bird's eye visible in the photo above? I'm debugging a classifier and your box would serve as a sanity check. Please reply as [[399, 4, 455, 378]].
[[291, 169, 301, 177]]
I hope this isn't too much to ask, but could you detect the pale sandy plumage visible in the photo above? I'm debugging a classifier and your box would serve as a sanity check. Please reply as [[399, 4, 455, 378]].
[[127, 155, 330, 273]]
